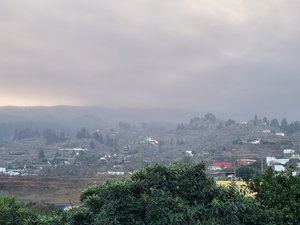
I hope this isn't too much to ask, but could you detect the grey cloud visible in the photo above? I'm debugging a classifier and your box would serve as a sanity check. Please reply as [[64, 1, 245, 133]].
[[0, 0, 300, 119]]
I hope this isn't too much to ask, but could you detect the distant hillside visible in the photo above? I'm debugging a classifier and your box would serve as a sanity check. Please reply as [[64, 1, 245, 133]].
[[0, 106, 199, 123], [0, 106, 200, 140]]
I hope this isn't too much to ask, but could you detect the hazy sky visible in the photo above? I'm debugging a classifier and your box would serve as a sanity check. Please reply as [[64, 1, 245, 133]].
[[1, 0, 300, 118]]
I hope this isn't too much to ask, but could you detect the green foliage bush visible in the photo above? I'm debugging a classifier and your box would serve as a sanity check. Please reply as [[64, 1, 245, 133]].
[[72, 162, 271, 225], [0, 163, 299, 225], [0, 196, 67, 225], [248, 168, 300, 225], [236, 166, 258, 181]]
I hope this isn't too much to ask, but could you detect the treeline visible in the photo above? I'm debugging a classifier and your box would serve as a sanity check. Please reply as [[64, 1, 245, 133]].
[[0, 121, 73, 141], [14, 128, 40, 140], [76, 128, 119, 149], [1, 162, 299, 225], [256, 115, 300, 134], [12, 126, 120, 149], [185, 113, 300, 134], [13, 128, 66, 144]]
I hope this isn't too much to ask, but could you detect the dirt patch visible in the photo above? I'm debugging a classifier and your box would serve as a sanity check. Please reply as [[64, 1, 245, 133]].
[[0, 175, 113, 204]]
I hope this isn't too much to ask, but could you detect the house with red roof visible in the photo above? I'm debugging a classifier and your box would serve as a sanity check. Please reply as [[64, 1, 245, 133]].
[[213, 161, 232, 168]]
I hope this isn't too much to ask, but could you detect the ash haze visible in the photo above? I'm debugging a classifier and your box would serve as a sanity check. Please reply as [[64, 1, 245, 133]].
[[1, 0, 300, 120]]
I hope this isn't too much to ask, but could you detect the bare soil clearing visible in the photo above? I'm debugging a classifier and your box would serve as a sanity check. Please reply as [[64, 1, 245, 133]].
[[0, 175, 112, 204]]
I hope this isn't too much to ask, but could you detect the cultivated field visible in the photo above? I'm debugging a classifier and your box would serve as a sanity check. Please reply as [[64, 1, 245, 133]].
[[0, 175, 113, 204], [217, 180, 254, 196], [0, 175, 255, 206]]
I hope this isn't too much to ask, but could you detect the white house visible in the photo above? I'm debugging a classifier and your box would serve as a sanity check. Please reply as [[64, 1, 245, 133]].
[[266, 156, 290, 167], [291, 153, 300, 159], [208, 166, 222, 171], [5, 170, 20, 176], [262, 129, 271, 134], [274, 164, 285, 172], [73, 147, 87, 151], [99, 157, 107, 162], [108, 171, 125, 176], [58, 147, 87, 152], [274, 159, 290, 165], [144, 137, 159, 145], [283, 149, 295, 154], [185, 151, 194, 157], [266, 157, 276, 166], [276, 132, 285, 137], [251, 139, 261, 145], [0, 167, 6, 173]]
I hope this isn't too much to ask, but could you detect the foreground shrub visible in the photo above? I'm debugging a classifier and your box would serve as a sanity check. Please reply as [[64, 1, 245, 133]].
[[1, 162, 299, 224], [0, 196, 67, 225], [73, 162, 271, 225], [248, 168, 300, 225]]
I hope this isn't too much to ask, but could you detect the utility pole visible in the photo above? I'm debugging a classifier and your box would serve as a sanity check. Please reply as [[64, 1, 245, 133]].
[[261, 156, 264, 172], [232, 149, 236, 176]]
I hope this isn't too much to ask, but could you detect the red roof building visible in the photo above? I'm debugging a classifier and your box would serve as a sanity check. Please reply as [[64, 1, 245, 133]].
[[237, 159, 257, 166], [213, 162, 232, 168]]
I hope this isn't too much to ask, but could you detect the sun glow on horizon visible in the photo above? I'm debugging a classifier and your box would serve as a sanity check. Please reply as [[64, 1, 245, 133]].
[[0, 96, 78, 107]]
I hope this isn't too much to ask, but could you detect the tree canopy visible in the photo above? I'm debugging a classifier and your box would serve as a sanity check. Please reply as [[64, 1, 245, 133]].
[[71, 162, 271, 225], [248, 168, 300, 225], [0, 163, 299, 225], [236, 166, 258, 181]]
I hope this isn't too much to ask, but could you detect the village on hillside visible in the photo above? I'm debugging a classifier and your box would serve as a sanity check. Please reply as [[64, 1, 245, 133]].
[[0, 114, 300, 180]]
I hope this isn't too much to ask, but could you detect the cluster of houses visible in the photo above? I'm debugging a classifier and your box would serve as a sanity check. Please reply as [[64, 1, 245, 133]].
[[261, 129, 285, 137], [0, 147, 89, 176], [54, 147, 88, 165], [0, 167, 22, 176], [208, 148, 300, 178], [143, 137, 159, 146], [238, 130, 286, 146], [209, 158, 258, 172], [207, 127, 298, 177], [99, 153, 118, 163], [266, 149, 300, 175]]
